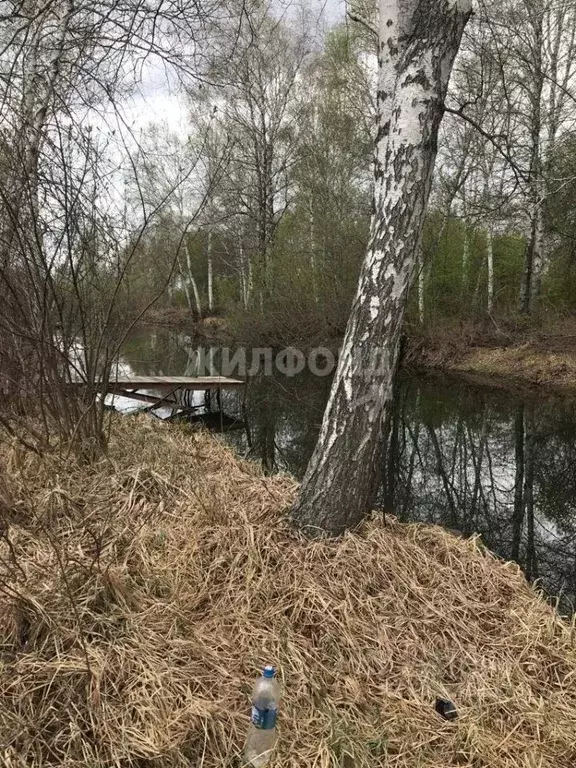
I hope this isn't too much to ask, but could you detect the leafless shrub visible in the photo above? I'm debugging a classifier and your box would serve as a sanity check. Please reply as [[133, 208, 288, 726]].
[[0, 0, 231, 457]]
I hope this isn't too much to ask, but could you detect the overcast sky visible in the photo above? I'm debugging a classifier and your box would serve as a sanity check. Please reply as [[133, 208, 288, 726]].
[[121, 0, 346, 136]]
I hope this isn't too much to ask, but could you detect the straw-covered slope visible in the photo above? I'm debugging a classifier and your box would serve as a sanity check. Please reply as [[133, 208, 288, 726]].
[[1, 418, 575, 767]]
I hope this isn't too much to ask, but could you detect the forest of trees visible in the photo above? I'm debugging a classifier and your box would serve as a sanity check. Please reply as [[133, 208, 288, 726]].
[[119, 0, 576, 338]]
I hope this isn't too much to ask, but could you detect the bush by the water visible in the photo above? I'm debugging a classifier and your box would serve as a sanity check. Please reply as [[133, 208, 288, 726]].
[[1, 419, 576, 767]]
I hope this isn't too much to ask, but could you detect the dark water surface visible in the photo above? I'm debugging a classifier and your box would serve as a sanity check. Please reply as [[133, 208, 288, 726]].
[[121, 328, 576, 612]]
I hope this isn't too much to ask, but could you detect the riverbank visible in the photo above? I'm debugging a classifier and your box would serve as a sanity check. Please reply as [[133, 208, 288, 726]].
[[1, 419, 576, 766], [406, 320, 576, 393]]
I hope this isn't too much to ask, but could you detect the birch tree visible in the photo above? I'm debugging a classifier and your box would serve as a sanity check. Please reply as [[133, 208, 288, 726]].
[[470, 0, 576, 314], [291, 0, 472, 536], [194, 4, 309, 308], [441, 30, 517, 315], [293, 25, 374, 308]]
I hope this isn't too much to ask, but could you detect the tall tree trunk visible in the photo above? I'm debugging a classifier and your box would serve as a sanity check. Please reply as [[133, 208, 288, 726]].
[[190, 277, 202, 319], [256, 129, 275, 300], [240, 260, 248, 310], [291, 0, 472, 536], [520, 5, 545, 315], [238, 241, 251, 309], [180, 271, 202, 319], [184, 245, 203, 318], [417, 249, 425, 325], [486, 228, 494, 313], [530, 183, 546, 309], [207, 231, 214, 313], [519, 230, 534, 315], [461, 225, 470, 303], [309, 198, 319, 304], [3, 0, 75, 294], [520, 191, 546, 315]]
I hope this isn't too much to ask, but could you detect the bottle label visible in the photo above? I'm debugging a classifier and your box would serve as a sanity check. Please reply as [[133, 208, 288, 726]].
[[251, 705, 277, 730]]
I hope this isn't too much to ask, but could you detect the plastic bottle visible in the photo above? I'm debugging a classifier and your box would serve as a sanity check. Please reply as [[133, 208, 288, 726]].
[[243, 665, 280, 767]]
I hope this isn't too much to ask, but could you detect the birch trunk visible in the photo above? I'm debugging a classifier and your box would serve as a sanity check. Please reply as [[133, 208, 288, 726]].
[[309, 200, 318, 304], [184, 245, 203, 318], [520, 5, 545, 315], [291, 0, 472, 536], [191, 277, 202, 318], [461, 226, 469, 299], [179, 263, 202, 319], [520, 191, 546, 315], [530, 182, 546, 309], [486, 228, 494, 313], [207, 231, 214, 313], [238, 242, 251, 309], [5, 0, 75, 269], [417, 249, 425, 325], [240, 258, 248, 310]]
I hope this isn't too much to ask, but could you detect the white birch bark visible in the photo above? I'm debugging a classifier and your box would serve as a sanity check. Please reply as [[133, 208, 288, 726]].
[[246, 245, 254, 308], [461, 226, 470, 297], [6, 0, 75, 268], [486, 227, 494, 313], [309, 198, 318, 304], [207, 231, 214, 313], [191, 276, 202, 318], [238, 241, 253, 309], [530, 180, 546, 308], [240, 253, 248, 310], [417, 250, 425, 325], [519, 1, 546, 314], [291, 0, 472, 535], [184, 244, 203, 318]]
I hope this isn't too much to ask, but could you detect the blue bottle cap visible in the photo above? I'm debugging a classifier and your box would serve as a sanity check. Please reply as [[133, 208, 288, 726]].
[[263, 665, 276, 678]]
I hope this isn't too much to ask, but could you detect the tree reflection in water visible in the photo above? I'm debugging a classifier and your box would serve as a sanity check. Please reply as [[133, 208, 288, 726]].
[[378, 375, 576, 613]]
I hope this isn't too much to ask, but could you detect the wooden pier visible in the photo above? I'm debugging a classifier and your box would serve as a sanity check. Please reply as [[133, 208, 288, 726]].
[[89, 376, 244, 393], [79, 375, 247, 432]]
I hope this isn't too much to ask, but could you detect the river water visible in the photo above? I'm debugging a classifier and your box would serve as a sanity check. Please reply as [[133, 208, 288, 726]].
[[119, 328, 576, 613]]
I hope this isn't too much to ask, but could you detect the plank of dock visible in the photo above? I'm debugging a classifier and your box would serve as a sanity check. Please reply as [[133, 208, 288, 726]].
[[79, 376, 244, 392], [106, 390, 198, 408]]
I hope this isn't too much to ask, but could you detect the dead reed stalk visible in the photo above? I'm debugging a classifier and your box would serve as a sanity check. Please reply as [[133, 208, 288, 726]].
[[1, 418, 575, 767]]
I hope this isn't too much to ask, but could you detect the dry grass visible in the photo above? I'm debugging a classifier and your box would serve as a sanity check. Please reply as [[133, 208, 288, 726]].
[[453, 345, 576, 390], [405, 318, 576, 391], [1, 418, 576, 767]]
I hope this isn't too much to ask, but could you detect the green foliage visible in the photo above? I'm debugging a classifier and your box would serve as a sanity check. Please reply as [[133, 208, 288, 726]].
[[110, 16, 576, 340], [407, 211, 526, 326], [544, 135, 576, 313], [493, 234, 525, 309]]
